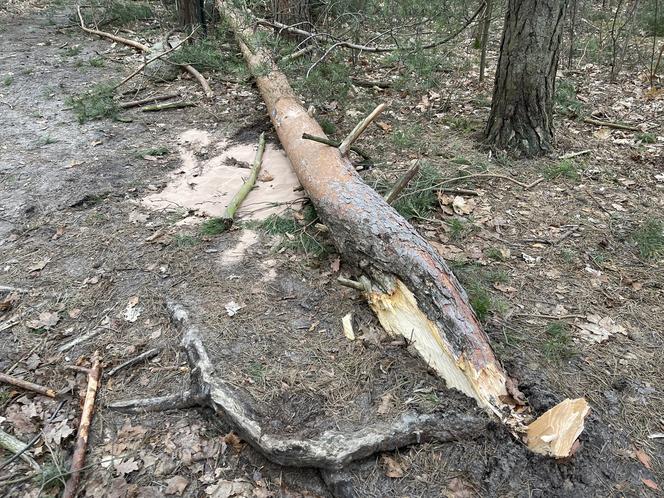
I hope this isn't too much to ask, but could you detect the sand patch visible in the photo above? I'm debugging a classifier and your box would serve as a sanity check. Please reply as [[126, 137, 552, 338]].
[[143, 129, 304, 222], [219, 230, 260, 266]]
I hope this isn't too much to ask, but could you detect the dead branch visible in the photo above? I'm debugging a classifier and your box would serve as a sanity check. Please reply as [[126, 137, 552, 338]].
[[339, 103, 386, 156], [280, 45, 315, 62], [0, 429, 39, 470], [62, 353, 102, 498], [384, 161, 420, 204], [58, 327, 112, 352], [559, 149, 592, 160], [582, 117, 642, 131], [106, 389, 204, 412], [257, 2, 486, 53], [181, 64, 214, 98], [0, 372, 57, 398], [301, 133, 371, 160], [114, 30, 197, 90], [105, 348, 161, 377], [222, 133, 266, 228], [169, 302, 486, 469], [140, 101, 195, 112], [119, 93, 179, 109], [76, 6, 148, 52]]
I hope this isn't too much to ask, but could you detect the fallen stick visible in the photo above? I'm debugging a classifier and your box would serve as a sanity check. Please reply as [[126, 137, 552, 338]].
[[113, 30, 197, 90], [280, 44, 315, 62], [0, 372, 57, 398], [559, 149, 592, 160], [0, 399, 66, 472], [76, 6, 148, 52], [140, 101, 195, 112], [384, 161, 420, 204], [62, 353, 102, 498], [106, 347, 161, 377], [119, 93, 179, 109], [217, 0, 589, 459], [0, 429, 40, 470], [221, 133, 266, 229], [58, 327, 111, 353], [339, 103, 386, 156], [107, 389, 203, 412], [301, 133, 370, 160], [77, 6, 212, 98], [582, 117, 642, 131], [409, 172, 543, 196]]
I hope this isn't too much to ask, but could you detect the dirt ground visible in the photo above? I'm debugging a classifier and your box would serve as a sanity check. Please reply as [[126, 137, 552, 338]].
[[1, 1, 663, 497]]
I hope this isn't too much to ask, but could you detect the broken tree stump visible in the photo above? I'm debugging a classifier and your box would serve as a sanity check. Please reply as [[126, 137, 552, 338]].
[[216, 0, 589, 458]]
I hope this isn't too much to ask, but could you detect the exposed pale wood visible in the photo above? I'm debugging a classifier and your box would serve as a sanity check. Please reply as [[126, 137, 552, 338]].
[[58, 327, 111, 352], [338, 103, 386, 156], [0, 429, 39, 470], [526, 398, 590, 457], [107, 390, 202, 412], [62, 353, 102, 498], [0, 372, 57, 398], [559, 149, 591, 159], [217, 0, 589, 459], [181, 64, 213, 98], [221, 133, 266, 228]]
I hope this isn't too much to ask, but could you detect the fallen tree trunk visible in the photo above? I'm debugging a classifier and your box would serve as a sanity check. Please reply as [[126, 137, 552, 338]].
[[216, 1, 588, 458]]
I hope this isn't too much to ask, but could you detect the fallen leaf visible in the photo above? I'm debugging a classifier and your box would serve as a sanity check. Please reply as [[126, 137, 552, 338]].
[[44, 418, 74, 445], [593, 128, 611, 140], [258, 171, 274, 182], [377, 393, 393, 415], [381, 454, 405, 478], [431, 242, 467, 262], [376, 121, 392, 132], [634, 448, 652, 469], [165, 475, 189, 496], [205, 479, 253, 497], [68, 308, 82, 319], [28, 257, 51, 273], [0, 291, 20, 312], [224, 432, 243, 452], [330, 257, 341, 273], [494, 282, 517, 294], [521, 253, 542, 264], [225, 301, 242, 317], [26, 311, 59, 330], [575, 314, 627, 343], [52, 227, 65, 240], [452, 196, 475, 215], [115, 457, 140, 477], [642, 478, 659, 491], [445, 477, 475, 498], [25, 353, 41, 370]]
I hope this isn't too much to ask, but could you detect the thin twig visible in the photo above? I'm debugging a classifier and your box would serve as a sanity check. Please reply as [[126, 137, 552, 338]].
[[119, 93, 179, 109], [106, 348, 161, 377], [582, 117, 642, 131], [77, 6, 148, 52], [559, 149, 592, 160], [301, 133, 370, 159], [140, 101, 195, 112]]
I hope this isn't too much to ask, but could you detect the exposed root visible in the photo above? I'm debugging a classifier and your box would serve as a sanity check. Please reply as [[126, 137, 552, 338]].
[[168, 302, 487, 470]]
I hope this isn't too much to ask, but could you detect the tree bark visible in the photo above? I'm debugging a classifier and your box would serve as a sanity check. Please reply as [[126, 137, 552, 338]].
[[485, 0, 568, 156], [271, 0, 310, 26], [177, 0, 203, 34], [216, 0, 588, 459]]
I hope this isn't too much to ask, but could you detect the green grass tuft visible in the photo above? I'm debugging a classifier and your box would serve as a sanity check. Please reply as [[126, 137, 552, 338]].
[[200, 218, 229, 236], [2, 75, 13, 86], [67, 83, 118, 123], [632, 219, 664, 259], [175, 234, 199, 247], [543, 322, 575, 361], [170, 39, 247, 75], [387, 162, 441, 219], [555, 79, 584, 116], [544, 159, 579, 180], [137, 146, 170, 157], [636, 132, 656, 144]]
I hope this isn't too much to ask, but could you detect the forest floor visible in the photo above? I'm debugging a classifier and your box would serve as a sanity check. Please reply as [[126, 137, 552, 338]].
[[0, 1, 663, 497]]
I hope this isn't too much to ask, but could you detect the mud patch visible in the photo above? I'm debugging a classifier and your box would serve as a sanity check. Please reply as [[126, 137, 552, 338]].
[[142, 129, 305, 222]]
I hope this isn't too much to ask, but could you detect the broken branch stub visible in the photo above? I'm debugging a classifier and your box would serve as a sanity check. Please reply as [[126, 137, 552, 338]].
[[216, 0, 588, 459]]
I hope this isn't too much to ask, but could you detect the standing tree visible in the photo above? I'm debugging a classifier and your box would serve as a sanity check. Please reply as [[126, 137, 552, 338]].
[[485, 0, 568, 156], [271, 0, 310, 25]]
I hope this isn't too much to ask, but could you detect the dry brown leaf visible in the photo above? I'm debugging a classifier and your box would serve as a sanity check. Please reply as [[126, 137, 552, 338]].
[[68, 308, 82, 319], [376, 121, 392, 132], [575, 314, 627, 343], [494, 282, 517, 294], [0, 291, 20, 312], [445, 477, 475, 498], [26, 311, 59, 330], [452, 196, 475, 215], [224, 432, 244, 452], [330, 257, 340, 273], [642, 478, 659, 491], [28, 257, 50, 273], [44, 418, 74, 445], [634, 448, 652, 469], [165, 475, 189, 496], [205, 479, 253, 497], [381, 454, 405, 478], [376, 393, 393, 415], [25, 353, 41, 370], [115, 457, 140, 477]]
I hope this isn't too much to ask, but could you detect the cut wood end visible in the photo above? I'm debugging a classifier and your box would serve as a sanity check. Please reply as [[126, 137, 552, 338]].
[[526, 398, 590, 458], [342, 313, 355, 341]]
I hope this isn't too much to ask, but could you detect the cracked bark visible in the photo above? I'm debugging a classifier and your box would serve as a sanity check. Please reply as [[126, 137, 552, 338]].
[[485, 0, 568, 156]]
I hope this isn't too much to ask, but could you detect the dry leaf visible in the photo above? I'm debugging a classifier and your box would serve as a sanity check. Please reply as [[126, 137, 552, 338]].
[[205, 479, 253, 498], [342, 313, 355, 341], [44, 419, 74, 445], [225, 301, 242, 317], [376, 121, 392, 132], [381, 454, 405, 478], [634, 448, 652, 469], [642, 478, 659, 491], [224, 432, 243, 452], [445, 477, 475, 498], [26, 311, 59, 330], [452, 196, 475, 215], [258, 171, 274, 182], [68, 308, 82, 319], [575, 314, 627, 343], [165, 475, 189, 496], [330, 257, 341, 273], [115, 457, 140, 477], [0, 291, 20, 312], [494, 282, 517, 294], [25, 353, 41, 370], [377, 393, 393, 415], [28, 257, 50, 273]]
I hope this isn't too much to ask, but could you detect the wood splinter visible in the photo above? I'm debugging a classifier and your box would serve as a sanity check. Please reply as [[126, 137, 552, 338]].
[[338, 103, 386, 156], [384, 161, 420, 204], [62, 352, 102, 498]]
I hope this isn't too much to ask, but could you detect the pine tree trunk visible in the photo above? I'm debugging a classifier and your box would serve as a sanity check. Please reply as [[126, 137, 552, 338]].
[[177, 0, 202, 33], [271, 0, 310, 25], [485, 0, 568, 156]]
